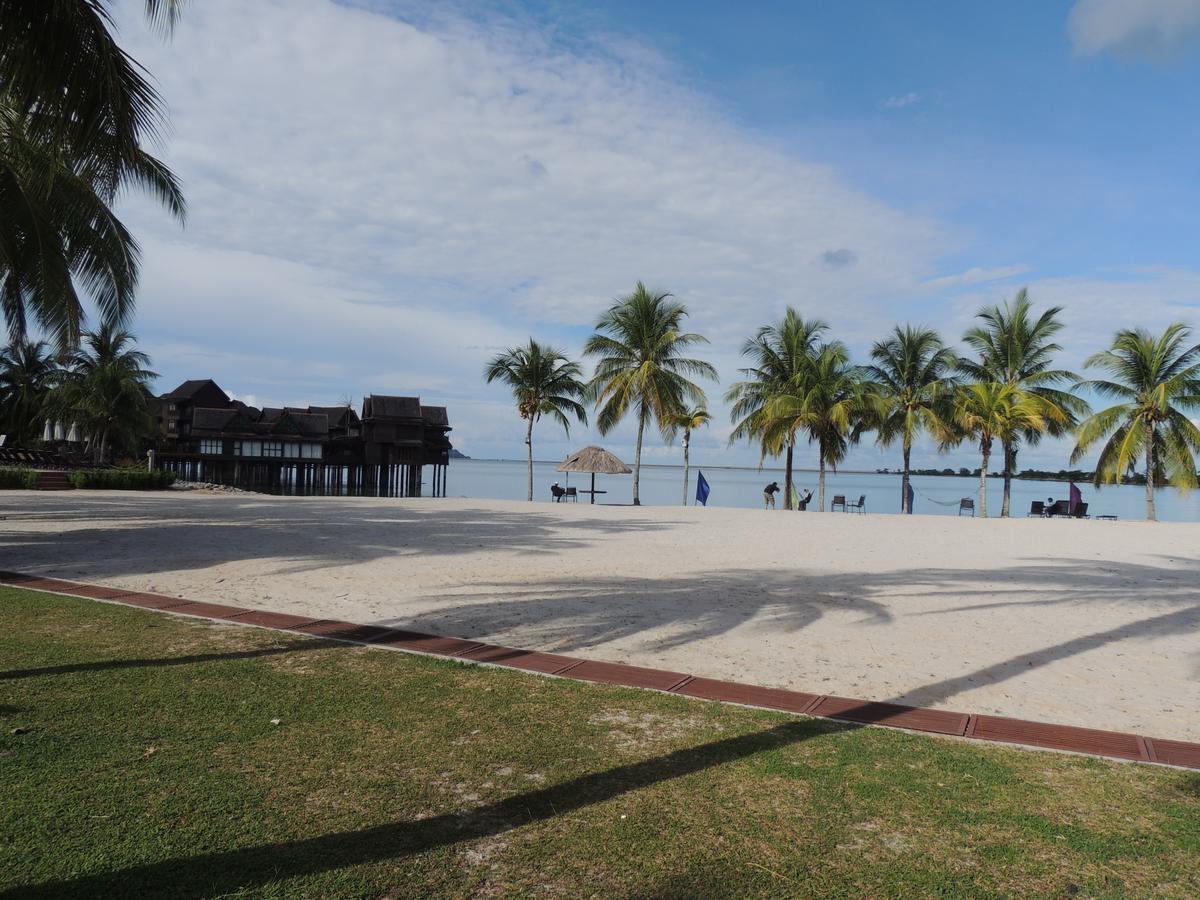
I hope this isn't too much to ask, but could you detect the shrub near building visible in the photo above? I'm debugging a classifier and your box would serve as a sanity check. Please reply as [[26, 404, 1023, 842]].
[[68, 470, 176, 490]]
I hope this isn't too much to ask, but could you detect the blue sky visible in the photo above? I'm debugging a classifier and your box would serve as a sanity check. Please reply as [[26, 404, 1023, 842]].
[[107, 0, 1200, 470]]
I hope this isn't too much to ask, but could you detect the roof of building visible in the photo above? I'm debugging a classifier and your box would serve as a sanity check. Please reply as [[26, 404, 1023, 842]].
[[162, 379, 230, 404], [304, 405, 360, 426], [362, 395, 422, 420], [421, 405, 450, 429]]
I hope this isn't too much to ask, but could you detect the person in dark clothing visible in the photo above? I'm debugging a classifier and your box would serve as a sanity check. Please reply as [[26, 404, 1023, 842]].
[[797, 488, 813, 511], [763, 481, 780, 509]]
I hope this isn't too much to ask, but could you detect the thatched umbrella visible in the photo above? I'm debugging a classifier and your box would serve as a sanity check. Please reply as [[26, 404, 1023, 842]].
[[557, 446, 631, 504]]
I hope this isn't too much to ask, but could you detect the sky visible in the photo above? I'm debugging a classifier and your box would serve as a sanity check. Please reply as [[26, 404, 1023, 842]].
[[104, 0, 1200, 471]]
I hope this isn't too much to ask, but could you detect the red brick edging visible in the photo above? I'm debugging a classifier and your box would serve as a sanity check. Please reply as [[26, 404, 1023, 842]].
[[3, 571, 1198, 771]]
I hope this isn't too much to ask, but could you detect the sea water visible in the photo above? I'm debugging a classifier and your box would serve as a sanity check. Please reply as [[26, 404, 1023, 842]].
[[444, 458, 1200, 522]]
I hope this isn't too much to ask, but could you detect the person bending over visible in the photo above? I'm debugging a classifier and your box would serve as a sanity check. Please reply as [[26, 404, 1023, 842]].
[[763, 481, 780, 509]]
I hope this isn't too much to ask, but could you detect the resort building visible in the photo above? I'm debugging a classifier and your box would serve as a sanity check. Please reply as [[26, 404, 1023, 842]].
[[153, 379, 452, 497]]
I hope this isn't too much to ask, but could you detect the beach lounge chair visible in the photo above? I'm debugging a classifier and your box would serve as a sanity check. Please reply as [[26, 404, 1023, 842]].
[[831, 495, 847, 512], [1047, 499, 1070, 517], [564, 486, 578, 502], [958, 498, 974, 517], [846, 495, 866, 514], [1072, 502, 1089, 519], [1027, 500, 1045, 517]]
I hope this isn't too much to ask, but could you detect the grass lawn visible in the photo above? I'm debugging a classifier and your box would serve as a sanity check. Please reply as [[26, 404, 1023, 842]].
[[1, 587, 1198, 898]]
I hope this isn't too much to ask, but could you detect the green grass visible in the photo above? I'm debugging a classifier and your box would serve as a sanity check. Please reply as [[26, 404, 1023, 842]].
[[1, 587, 1197, 898]]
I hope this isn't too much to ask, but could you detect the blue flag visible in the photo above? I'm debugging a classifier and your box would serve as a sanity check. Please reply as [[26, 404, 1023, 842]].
[[695, 471, 710, 506]]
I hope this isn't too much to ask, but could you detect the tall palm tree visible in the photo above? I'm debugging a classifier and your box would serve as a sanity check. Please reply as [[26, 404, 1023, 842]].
[[584, 282, 715, 505], [1, 1, 186, 349], [766, 340, 869, 512], [952, 382, 1050, 518], [663, 406, 709, 506], [1071, 324, 1200, 522], [47, 322, 157, 463], [0, 339, 58, 445], [864, 325, 959, 514], [726, 309, 827, 509], [960, 289, 1086, 516], [484, 338, 587, 501]]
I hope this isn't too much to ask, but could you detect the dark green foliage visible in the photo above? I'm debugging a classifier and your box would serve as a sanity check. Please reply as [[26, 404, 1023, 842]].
[[68, 468, 174, 490], [0, 465, 37, 488]]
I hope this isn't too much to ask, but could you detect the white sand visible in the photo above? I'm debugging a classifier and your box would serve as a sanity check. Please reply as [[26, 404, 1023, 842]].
[[3, 491, 1197, 741]]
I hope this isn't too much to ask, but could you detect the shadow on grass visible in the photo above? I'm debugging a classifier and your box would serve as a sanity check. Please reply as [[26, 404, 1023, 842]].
[[10, 718, 852, 898], [0, 642, 322, 681]]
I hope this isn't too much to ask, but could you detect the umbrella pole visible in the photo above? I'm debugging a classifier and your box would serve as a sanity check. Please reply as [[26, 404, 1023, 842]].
[[591, 472, 596, 504]]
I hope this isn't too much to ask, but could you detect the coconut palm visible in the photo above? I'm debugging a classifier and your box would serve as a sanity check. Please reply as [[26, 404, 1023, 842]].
[[952, 382, 1050, 518], [663, 406, 710, 506], [0, 339, 58, 446], [1070, 324, 1200, 522], [484, 339, 587, 501], [960, 289, 1086, 516], [864, 325, 959, 514], [47, 322, 157, 463], [765, 340, 869, 512], [1, 1, 186, 349], [584, 283, 716, 505], [726, 310, 828, 509]]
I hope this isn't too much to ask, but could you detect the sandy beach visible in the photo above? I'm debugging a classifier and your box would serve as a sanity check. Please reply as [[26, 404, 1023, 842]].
[[2, 491, 1197, 742]]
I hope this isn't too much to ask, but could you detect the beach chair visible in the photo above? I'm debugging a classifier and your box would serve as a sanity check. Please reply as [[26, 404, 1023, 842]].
[[958, 498, 974, 517], [1027, 500, 1044, 517], [1047, 499, 1070, 517], [846, 495, 866, 514], [831, 495, 847, 512], [1072, 502, 1089, 519], [564, 487, 578, 502]]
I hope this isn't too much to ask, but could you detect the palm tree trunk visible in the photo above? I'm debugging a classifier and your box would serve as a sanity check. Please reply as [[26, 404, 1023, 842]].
[[1000, 440, 1013, 518], [979, 439, 990, 518], [818, 437, 827, 512], [524, 416, 534, 502], [632, 407, 645, 506], [1145, 426, 1156, 522], [901, 441, 911, 514], [681, 429, 690, 507], [784, 440, 794, 510]]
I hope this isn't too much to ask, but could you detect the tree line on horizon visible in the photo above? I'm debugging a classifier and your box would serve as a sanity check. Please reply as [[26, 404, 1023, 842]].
[[485, 283, 1200, 521]]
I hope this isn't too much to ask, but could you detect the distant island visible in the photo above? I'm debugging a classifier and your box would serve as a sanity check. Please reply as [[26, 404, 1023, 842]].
[[449, 448, 471, 460], [873, 467, 1156, 485]]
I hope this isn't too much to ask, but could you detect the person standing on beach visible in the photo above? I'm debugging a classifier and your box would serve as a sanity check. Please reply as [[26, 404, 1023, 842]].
[[763, 481, 780, 509]]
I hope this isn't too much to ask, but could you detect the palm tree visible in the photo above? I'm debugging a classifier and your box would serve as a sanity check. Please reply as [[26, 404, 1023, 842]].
[[484, 339, 587, 501], [726, 310, 827, 509], [1071, 324, 1200, 522], [0, 339, 58, 446], [1, 1, 186, 349], [952, 382, 1050, 518], [766, 341, 869, 512], [584, 283, 716, 505], [47, 323, 157, 463], [663, 406, 710, 506], [960, 289, 1087, 516], [864, 325, 959, 514]]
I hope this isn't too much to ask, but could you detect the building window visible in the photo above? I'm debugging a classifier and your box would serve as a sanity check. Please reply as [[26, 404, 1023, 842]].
[[284, 442, 301, 459], [302, 443, 322, 459], [262, 441, 283, 458], [167, 421, 176, 432], [199, 439, 222, 455], [168, 403, 176, 412], [233, 440, 263, 457]]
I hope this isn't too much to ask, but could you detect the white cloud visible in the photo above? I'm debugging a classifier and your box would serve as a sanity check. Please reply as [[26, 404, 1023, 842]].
[[922, 264, 1030, 291], [880, 92, 920, 109], [1068, 0, 1200, 59]]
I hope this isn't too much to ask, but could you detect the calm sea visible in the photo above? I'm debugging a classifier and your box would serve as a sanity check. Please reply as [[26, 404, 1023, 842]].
[[444, 458, 1200, 522]]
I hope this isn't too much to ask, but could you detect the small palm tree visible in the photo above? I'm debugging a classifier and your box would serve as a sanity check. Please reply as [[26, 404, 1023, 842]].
[[0, 340, 59, 446], [484, 339, 587, 501], [767, 341, 869, 512], [960, 289, 1087, 516], [48, 323, 157, 463], [1071, 324, 1200, 522], [726, 310, 827, 509], [663, 406, 710, 506], [584, 283, 716, 505], [864, 325, 958, 513], [952, 382, 1050, 518]]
